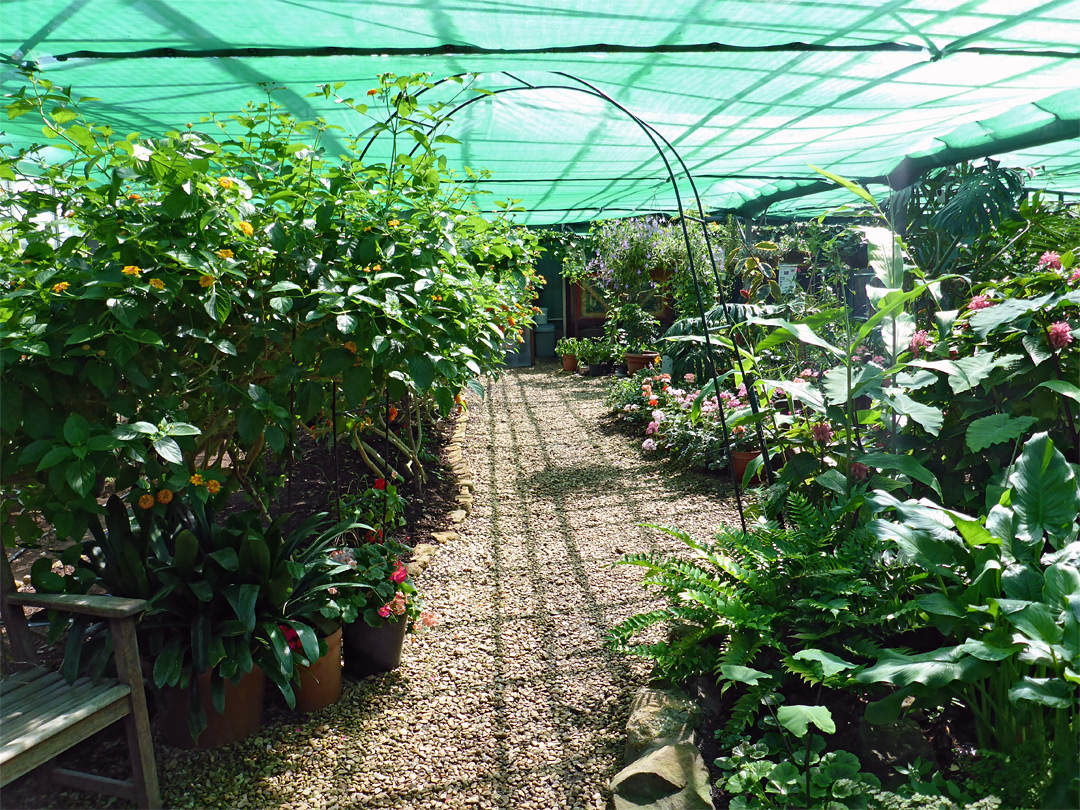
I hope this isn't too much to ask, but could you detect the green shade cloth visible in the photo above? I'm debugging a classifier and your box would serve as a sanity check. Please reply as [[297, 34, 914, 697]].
[[3, 1, 1079, 224]]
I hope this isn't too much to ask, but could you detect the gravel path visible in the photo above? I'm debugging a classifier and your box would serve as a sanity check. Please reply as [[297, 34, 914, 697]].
[[17, 362, 739, 810]]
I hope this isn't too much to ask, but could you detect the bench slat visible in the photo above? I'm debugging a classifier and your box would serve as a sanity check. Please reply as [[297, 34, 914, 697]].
[[0, 684, 131, 764], [0, 667, 50, 694], [0, 671, 66, 709], [1, 680, 128, 746], [2, 676, 93, 728]]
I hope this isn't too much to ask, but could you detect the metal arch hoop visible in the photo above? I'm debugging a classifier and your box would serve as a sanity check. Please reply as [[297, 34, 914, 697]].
[[358, 71, 777, 531]]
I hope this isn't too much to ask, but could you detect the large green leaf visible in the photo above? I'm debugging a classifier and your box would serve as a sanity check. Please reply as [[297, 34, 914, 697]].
[[748, 317, 843, 359], [861, 226, 906, 289], [822, 364, 883, 406], [857, 646, 991, 689], [1008, 677, 1072, 709], [969, 293, 1053, 339], [758, 379, 825, 413], [777, 704, 835, 738], [860, 453, 941, 498], [1009, 432, 1080, 546], [792, 649, 856, 678], [1035, 379, 1080, 406], [965, 413, 1038, 453], [880, 390, 943, 436]]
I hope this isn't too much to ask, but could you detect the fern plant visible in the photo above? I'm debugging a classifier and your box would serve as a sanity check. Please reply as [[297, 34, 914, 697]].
[[607, 494, 920, 687]]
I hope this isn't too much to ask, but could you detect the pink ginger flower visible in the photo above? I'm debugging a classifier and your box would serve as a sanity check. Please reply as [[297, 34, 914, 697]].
[[391, 560, 407, 584], [1039, 251, 1062, 270], [641, 438, 657, 451], [1070, 268, 1080, 284], [872, 355, 885, 365], [1048, 321, 1074, 349], [909, 330, 932, 356], [850, 462, 869, 481], [811, 422, 834, 444], [967, 294, 993, 311]]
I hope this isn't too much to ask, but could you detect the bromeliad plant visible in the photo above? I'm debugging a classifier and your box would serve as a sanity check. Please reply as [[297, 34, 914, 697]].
[[35, 493, 360, 741]]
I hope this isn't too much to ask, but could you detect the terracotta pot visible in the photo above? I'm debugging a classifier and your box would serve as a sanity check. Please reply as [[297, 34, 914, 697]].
[[731, 450, 762, 487], [561, 354, 579, 373], [342, 615, 408, 678], [625, 352, 660, 374], [295, 627, 343, 712], [158, 666, 265, 749]]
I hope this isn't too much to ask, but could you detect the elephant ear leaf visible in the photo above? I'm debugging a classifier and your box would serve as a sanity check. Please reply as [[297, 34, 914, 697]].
[[1009, 432, 1080, 549], [777, 704, 835, 738]]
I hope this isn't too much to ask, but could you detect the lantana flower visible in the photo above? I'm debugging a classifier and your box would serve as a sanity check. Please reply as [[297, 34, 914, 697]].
[[190, 473, 204, 486], [122, 265, 143, 277], [148, 278, 166, 290], [52, 282, 70, 293], [156, 489, 173, 504], [238, 221, 254, 237], [199, 274, 216, 288], [206, 479, 221, 494], [216, 249, 234, 259], [138, 493, 155, 509]]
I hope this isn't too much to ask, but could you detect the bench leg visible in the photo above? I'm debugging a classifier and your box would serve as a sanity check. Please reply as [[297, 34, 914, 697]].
[[110, 618, 161, 809]]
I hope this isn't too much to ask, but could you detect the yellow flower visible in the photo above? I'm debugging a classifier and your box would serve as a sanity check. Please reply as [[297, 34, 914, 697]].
[[238, 221, 254, 237], [148, 278, 165, 290], [138, 493, 155, 509], [156, 489, 174, 504], [206, 479, 221, 494], [122, 265, 143, 277], [199, 274, 216, 288], [432, 294, 443, 302], [216, 249, 234, 259], [372, 264, 381, 273], [51, 281, 70, 293], [217, 177, 235, 189], [388, 219, 400, 227], [653, 355, 662, 365], [190, 473, 205, 486]]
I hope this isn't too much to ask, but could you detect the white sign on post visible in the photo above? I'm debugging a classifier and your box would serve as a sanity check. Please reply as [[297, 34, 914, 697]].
[[777, 264, 798, 294]]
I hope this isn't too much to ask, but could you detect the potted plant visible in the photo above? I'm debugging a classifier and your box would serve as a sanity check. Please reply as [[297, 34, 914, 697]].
[[38, 492, 359, 746], [555, 337, 583, 372], [606, 301, 661, 373], [331, 539, 426, 678]]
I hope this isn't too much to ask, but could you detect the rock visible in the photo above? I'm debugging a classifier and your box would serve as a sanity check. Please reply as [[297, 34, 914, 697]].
[[624, 686, 703, 764], [406, 561, 425, 578], [412, 543, 440, 559], [456, 494, 474, 508], [449, 509, 468, 524], [430, 531, 459, 545], [459, 478, 475, 491], [610, 742, 714, 810]]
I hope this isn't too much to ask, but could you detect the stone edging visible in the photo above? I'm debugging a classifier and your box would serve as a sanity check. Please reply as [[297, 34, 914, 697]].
[[610, 685, 715, 810], [405, 405, 474, 578]]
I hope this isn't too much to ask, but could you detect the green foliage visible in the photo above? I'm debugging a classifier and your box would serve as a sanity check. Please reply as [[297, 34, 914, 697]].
[[0, 71, 543, 546], [861, 432, 1080, 807]]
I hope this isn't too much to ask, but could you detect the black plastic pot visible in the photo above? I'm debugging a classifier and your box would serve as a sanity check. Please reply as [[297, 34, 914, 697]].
[[341, 615, 408, 678], [585, 362, 613, 377]]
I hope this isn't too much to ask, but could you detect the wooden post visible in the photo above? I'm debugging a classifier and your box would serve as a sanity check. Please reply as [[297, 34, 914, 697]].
[[108, 617, 161, 809]]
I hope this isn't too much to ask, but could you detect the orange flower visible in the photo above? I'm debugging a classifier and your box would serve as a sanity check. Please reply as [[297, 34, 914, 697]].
[[388, 219, 400, 227], [344, 341, 358, 353], [432, 294, 443, 302], [51, 281, 70, 293], [128, 193, 143, 201], [238, 221, 254, 237], [148, 278, 165, 290], [372, 264, 381, 273], [217, 177, 235, 189], [649, 398, 658, 407], [122, 265, 143, 277], [206, 479, 221, 494], [199, 274, 215, 288], [190, 473, 204, 486], [156, 489, 174, 504], [367, 88, 379, 96], [216, 249, 234, 259], [388, 406, 398, 422], [138, 493, 155, 509]]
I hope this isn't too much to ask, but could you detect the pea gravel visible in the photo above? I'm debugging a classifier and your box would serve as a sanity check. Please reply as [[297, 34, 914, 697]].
[[19, 363, 740, 810]]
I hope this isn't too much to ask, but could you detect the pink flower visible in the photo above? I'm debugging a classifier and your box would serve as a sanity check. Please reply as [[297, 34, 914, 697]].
[[279, 624, 303, 653], [651, 409, 665, 422], [642, 438, 657, 451], [390, 560, 407, 584], [909, 330, 932, 356], [1048, 321, 1074, 349], [850, 462, 869, 481], [1070, 268, 1080, 284], [646, 420, 660, 435], [1039, 251, 1062, 270], [378, 605, 391, 618], [421, 611, 439, 627], [967, 295, 993, 311], [683, 373, 696, 383], [811, 422, 834, 444], [872, 355, 885, 365], [389, 592, 407, 616]]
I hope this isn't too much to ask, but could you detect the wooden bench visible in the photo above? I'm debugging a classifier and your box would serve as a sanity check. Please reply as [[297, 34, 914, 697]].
[[1, 547, 161, 808]]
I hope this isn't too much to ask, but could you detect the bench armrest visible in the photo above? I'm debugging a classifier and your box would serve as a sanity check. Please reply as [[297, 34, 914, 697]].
[[7, 592, 147, 620]]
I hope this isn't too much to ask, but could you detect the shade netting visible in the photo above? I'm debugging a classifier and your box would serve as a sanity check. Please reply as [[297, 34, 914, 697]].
[[3, 1, 1079, 223]]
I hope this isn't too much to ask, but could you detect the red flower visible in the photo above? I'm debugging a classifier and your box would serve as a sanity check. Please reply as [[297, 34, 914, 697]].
[[391, 560, 408, 584], [373, 478, 386, 490]]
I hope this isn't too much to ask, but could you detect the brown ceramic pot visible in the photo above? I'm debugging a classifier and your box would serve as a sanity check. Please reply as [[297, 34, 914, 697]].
[[295, 627, 343, 712], [158, 666, 265, 749], [731, 450, 762, 487], [561, 354, 579, 372], [625, 352, 660, 374]]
